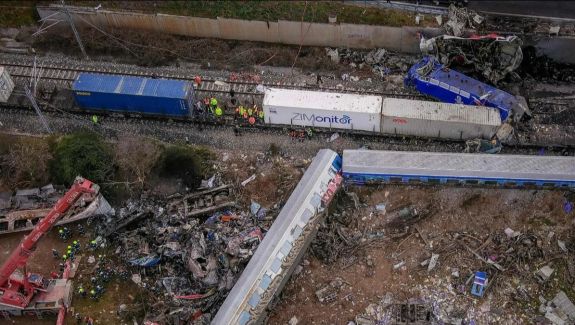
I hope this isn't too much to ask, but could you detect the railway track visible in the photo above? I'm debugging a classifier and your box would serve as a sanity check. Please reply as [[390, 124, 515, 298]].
[[0, 58, 425, 100], [1, 58, 574, 151]]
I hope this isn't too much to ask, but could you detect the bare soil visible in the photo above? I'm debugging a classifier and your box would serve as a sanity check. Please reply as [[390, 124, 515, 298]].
[[269, 185, 574, 324]]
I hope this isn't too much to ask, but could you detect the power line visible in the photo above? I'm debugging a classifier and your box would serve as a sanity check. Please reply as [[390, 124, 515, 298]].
[[61, 0, 89, 60]]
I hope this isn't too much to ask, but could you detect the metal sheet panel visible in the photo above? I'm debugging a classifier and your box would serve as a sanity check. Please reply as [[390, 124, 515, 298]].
[[263, 88, 382, 132], [381, 98, 501, 140], [342, 150, 575, 182], [0, 66, 15, 103]]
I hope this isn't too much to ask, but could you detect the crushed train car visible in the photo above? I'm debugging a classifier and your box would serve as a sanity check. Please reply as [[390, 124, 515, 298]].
[[419, 34, 523, 85], [405, 56, 530, 122]]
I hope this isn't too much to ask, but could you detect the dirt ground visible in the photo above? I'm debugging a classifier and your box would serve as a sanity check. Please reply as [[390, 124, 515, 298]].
[[0, 219, 145, 325], [268, 185, 575, 324]]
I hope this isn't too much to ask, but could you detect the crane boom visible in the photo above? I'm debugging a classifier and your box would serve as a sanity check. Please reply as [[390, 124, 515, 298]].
[[0, 176, 98, 308]]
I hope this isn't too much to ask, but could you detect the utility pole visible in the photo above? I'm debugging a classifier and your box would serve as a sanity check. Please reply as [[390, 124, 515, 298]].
[[61, 0, 89, 60], [26, 57, 52, 134], [25, 86, 52, 134]]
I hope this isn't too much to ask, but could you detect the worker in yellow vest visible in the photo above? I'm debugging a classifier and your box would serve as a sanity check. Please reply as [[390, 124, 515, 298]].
[[215, 106, 223, 119]]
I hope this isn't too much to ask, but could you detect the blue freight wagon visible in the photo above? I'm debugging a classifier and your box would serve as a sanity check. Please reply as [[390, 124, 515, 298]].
[[72, 73, 194, 118], [405, 56, 525, 121]]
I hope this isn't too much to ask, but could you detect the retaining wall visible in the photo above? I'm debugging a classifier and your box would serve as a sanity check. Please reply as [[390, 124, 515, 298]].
[[37, 5, 442, 53]]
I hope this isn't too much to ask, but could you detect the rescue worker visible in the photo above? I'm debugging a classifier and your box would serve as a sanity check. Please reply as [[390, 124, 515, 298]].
[[62, 254, 68, 262], [214, 106, 223, 119], [210, 97, 218, 110], [89, 239, 98, 250], [258, 109, 264, 123], [247, 106, 253, 118], [78, 286, 85, 297], [91, 115, 98, 125], [248, 116, 256, 125], [234, 106, 240, 120], [241, 106, 248, 121], [306, 128, 313, 139], [73, 240, 80, 252], [90, 289, 97, 300]]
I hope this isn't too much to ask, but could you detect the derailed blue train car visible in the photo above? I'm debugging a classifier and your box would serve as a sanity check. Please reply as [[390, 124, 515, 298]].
[[72, 73, 194, 118], [405, 56, 528, 121]]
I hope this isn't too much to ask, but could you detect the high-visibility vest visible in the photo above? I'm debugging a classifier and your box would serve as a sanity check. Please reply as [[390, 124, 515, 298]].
[[210, 98, 218, 107], [247, 108, 253, 116], [92, 115, 98, 124], [258, 111, 264, 119], [215, 107, 223, 116], [239, 106, 244, 115]]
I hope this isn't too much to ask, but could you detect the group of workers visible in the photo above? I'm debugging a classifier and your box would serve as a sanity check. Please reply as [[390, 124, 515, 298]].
[[196, 96, 265, 125], [234, 103, 264, 125], [289, 127, 314, 142]]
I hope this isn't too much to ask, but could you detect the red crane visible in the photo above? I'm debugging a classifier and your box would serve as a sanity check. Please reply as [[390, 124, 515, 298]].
[[0, 177, 98, 312]]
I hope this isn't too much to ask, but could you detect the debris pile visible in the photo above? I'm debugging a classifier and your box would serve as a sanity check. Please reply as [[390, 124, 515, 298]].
[[443, 4, 484, 37], [0, 183, 112, 234], [420, 34, 523, 84], [325, 47, 414, 78], [94, 187, 270, 323], [355, 294, 435, 325], [0, 183, 58, 212]]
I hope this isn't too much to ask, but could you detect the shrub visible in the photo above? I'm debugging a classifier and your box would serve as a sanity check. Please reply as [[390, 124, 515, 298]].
[[49, 132, 115, 186], [156, 145, 205, 189]]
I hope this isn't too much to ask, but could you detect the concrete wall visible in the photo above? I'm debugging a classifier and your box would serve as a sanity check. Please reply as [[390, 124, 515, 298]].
[[37, 5, 433, 53]]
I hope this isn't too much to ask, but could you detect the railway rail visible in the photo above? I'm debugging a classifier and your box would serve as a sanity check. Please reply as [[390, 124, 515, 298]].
[[1, 59, 574, 151], [0, 58, 425, 100]]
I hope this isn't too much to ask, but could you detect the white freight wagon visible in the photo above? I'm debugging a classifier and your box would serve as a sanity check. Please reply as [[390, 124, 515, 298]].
[[0, 66, 15, 103], [380, 98, 501, 140], [263, 88, 382, 132]]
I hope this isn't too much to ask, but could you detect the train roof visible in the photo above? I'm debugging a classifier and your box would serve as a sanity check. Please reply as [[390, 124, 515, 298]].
[[412, 57, 516, 108], [263, 88, 382, 114], [342, 150, 575, 182], [382, 98, 501, 126], [73, 73, 191, 99]]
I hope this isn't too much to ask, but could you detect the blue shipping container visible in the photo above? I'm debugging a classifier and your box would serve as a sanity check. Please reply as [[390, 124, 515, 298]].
[[72, 73, 194, 117], [405, 56, 516, 121]]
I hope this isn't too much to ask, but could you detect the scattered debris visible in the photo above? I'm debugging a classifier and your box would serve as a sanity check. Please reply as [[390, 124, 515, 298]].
[[327, 133, 340, 143], [444, 4, 484, 37], [427, 253, 439, 272], [241, 174, 256, 186], [464, 139, 502, 154], [0, 183, 112, 235], [315, 278, 345, 303], [535, 265, 555, 283], [421, 34, 523, 84]]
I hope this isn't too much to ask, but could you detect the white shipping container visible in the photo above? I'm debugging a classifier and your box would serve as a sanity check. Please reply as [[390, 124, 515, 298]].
[[380, 98, 501, 140], [263, 88, 382, 132], [0, 66, 15, 103]]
